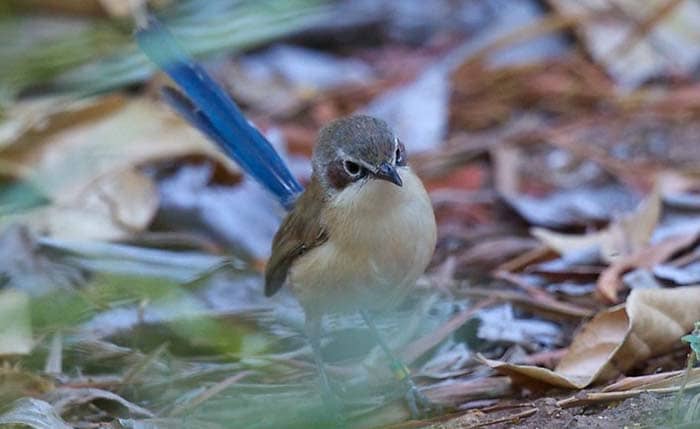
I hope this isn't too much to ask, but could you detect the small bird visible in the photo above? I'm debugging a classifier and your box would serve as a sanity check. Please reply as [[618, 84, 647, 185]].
[[137, 19, 437, 419]]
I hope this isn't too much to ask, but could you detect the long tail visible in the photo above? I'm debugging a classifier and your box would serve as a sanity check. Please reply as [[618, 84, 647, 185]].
[[136, 18, 302, 210]]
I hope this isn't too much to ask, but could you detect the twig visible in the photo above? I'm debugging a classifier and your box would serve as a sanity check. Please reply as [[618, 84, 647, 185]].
[[463, 12, 595, 68], [44, 331, 63, 375], [494, 270, 577, 312], [521, 347, 568, 368], [401, 298, 497, 364], [119, 342, 168, 393], [684, 392, 700, 424], [673, 352, 697, 424], [496, 246, 554, 273], [470, 407, 537, 428], [610, 0, 685, 58], [557, 381, 700, 409], [168, 370, 252, 416], [603, 368, 700, 392], [456, 285, 593, 319]]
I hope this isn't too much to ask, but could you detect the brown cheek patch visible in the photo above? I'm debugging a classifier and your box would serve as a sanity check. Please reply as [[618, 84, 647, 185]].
[[326, 160, 352, 190]]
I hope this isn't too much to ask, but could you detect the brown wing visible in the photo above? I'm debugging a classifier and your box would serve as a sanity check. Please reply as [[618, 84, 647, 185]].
[[265, 179, 328, 297]]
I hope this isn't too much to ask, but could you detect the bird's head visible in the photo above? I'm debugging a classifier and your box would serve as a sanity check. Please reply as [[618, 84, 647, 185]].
[[312, 115, 407, 197]]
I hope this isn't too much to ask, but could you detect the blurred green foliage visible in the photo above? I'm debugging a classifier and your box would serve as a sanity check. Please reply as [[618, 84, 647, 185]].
[[0, 0, 332, 110]]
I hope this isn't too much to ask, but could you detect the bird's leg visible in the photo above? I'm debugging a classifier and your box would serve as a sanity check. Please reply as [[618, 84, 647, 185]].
[[360, 310, 438, 419], [305, 316, 346, 425]]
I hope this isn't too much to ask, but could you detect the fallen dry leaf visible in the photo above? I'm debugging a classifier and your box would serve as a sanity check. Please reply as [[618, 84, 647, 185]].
[[530, 227, 607, 259], [0, 398, 71, 429], [0, 96, 112, 151], [481, 286, 700, 389], [547, 0, 700, 88], [20, 168, 158, 240], [598, 230, 700, 302], [531, 187, 661, 264], [658, 169, 700, 209], [1, 96, 237, 241]]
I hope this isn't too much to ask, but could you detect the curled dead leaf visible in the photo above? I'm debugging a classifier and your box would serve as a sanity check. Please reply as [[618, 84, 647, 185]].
[[481, 286, 700, 389]]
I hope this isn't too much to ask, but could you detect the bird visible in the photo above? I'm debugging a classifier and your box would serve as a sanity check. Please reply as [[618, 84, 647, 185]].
[[136, 18, 437, 420]]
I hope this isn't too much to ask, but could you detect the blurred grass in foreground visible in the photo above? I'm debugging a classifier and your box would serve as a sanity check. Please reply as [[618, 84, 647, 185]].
[[0, 0, 332, 109]]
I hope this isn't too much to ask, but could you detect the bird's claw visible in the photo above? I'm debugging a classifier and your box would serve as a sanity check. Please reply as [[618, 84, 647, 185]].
[[317, 378, 347, 427], [404, 380, 442, 420], [325, 396, 347, 428]]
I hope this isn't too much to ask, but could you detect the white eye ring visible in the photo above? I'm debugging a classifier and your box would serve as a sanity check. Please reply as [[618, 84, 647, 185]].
[[343, 160, 362, 176]]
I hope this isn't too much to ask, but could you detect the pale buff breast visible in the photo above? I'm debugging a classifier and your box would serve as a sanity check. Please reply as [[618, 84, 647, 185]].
[[289, 167, 436, 316]]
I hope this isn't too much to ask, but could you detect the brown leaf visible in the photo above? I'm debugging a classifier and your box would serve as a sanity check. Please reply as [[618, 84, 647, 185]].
[[2, 96, 237, 241], [659, 169, 700, 209], [21, 169, 158, 241], [531, 227, 607, 258], [597, 231, 700, 302], [481, 286, 700, 389], [547, 0, 700, 88], [531, 186, 661, 264], [0, 96, 118, 151]]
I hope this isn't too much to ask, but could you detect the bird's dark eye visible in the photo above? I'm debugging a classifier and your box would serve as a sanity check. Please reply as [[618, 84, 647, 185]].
[[395, 142, 407, 166], [343, 160, 363, 177], [327, 160, 366, 189]]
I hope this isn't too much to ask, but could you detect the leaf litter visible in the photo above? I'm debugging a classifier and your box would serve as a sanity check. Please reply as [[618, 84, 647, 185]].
[[2, 0, 700, 428]]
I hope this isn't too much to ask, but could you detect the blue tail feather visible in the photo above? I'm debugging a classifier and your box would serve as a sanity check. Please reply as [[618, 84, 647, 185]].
[[136, 18, 303, 210]]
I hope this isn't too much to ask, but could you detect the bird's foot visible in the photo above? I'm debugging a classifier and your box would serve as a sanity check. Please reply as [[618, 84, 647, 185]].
[[389, 360, 441, 419], [317, 378, 347, 427], [323, 394, 347, 428], [403, 378, 442, 420]]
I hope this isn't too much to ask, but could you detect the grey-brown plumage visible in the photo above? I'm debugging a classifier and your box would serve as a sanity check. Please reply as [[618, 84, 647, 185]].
[[264, 179, 328, 297], [264, 114, 435, 316], [266, 115, 400, 297], [264, 114, 438, 418]]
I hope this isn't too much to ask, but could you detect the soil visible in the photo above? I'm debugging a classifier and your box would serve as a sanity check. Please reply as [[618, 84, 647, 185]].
[[428, 393, 694, 429]]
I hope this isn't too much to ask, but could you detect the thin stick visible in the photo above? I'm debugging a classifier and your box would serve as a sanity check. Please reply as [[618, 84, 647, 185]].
[[672, 352, 697, 424], [168, 370, 252, 416], [557, 380, 700, 409]]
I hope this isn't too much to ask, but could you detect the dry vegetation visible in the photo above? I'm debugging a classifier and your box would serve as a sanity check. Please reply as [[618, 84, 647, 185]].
[[1, 0, 700, 428]]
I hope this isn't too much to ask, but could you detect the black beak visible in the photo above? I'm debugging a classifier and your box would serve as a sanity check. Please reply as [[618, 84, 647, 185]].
[[375, 161, 403, 187]]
